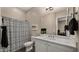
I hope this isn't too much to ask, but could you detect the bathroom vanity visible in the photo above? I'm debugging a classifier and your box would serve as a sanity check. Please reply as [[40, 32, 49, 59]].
[[31, 35, 76, 52]]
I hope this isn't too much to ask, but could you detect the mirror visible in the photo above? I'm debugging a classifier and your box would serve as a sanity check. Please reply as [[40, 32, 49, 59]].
[[57, 16, 67, 36], [56, 16, 72, 36]]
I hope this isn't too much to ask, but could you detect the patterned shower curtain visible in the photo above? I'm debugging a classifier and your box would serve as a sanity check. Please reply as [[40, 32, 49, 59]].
[[0, 16, 31, 52]]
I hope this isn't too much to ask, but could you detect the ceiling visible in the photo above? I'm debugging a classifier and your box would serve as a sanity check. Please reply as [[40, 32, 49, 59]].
[[18, 7, 32, 12], [38, 7, 67, 15], [19, 7, 66, 11], [18, 7, 67, 15]]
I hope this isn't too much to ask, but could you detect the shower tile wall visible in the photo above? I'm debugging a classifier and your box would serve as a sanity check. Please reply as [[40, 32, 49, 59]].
[[0, 16, 30, 52]]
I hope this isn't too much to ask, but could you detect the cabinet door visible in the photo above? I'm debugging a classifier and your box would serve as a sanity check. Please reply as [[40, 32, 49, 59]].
[[48, 43, 62, 52], [48, 43, 74, 52], [35, 40, 48, 52]]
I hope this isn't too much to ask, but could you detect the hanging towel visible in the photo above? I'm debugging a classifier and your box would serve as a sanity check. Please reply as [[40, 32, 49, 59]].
[[69, 18, 78, 35], [1, 26, 8, 48]]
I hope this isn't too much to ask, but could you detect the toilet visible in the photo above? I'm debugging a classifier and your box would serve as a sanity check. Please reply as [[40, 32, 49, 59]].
[[24, 41, 34, 52]]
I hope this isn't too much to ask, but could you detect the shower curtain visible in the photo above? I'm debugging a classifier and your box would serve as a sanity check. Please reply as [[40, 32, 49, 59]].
[[0, 16, 31, 52]]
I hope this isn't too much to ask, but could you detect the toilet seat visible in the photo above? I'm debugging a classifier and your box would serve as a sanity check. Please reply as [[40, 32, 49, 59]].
[[24, 41, 34, 52]]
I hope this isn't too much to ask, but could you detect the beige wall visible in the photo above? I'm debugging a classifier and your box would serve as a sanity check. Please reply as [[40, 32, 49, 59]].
[[1, 7, 26, 21], [41, 13, 56, 34], [55, 10, 67, 18], [0, 7, 1, 16], [25, 7, 56, 35], [25, 8, 41, 36]]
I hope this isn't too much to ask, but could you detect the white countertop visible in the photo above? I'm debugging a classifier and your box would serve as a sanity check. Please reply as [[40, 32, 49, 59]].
[[32, 35, 76, 48]]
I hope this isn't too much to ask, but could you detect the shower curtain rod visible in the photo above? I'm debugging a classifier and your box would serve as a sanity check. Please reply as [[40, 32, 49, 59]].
[[1, 16, 27, 22]]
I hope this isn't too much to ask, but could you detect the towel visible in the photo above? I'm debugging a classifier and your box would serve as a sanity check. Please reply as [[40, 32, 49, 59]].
[[1, 26, 8, 48], [69, 18, 78, 35]]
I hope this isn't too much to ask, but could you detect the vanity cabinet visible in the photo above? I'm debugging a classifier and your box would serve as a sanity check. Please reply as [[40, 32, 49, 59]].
[[34, 39, 48, 52], [32, 38, 76, 52]]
